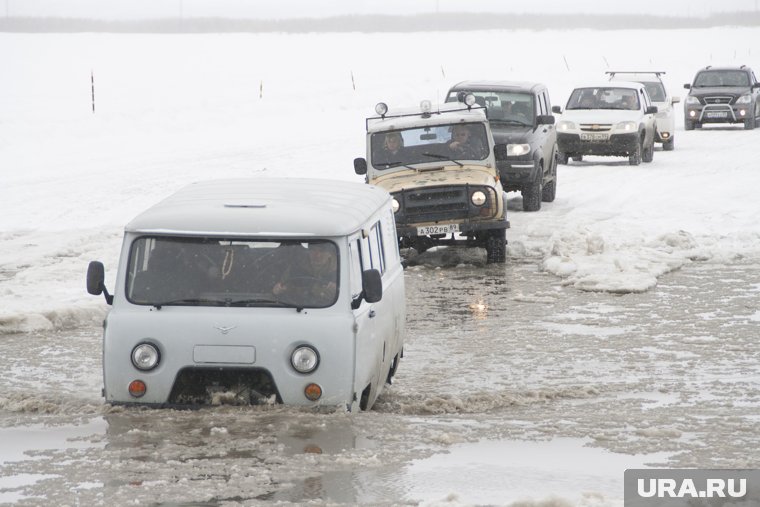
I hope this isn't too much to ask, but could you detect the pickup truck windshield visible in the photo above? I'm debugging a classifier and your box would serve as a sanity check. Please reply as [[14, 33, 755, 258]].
[[126, 237, 338, 309], [371, 122, 489, 169]]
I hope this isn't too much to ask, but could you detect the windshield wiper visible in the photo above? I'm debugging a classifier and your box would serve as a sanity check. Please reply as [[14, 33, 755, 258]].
[[493, 119, 531, 126], [385, 161, 416, 170], [225, 298, 293, 308], [421, 152, 463, 167], [151, 297, 221, 309]]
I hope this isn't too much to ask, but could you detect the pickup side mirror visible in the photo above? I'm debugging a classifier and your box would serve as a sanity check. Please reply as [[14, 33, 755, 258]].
[[551, 105, 562, 114], [684, 83, 691, 89], [353, 157, 367, 175], [645, 106, 658, 115], [671, 96, 681, 104], [493, 143, 508, 160], [536, 114, 555, 125], [87, 261, 113, 305]]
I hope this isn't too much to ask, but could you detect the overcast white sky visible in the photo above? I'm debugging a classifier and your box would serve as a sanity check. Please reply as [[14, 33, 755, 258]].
[[4, 0, 758, 19]]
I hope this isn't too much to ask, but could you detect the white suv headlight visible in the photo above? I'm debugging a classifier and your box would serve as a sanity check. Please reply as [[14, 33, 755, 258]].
[[291, 345, 319, 374], [131, 343, 160, 371], [736, 94, 752, 104], [685, 96, 700, 105], [615, 121, 637, 132], [506, 144, 531, 157], [557, 120, 576, 132]]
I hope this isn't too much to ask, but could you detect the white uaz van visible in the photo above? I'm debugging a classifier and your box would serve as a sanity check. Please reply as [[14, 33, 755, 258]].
[[86, 178, 405, 411]]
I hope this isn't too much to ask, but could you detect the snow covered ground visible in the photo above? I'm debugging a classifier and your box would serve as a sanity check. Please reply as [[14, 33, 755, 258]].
[[1, 26, 760, 505]]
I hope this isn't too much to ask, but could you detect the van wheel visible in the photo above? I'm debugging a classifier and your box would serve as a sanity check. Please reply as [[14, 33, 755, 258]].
[[386, 354, 400, 385], [485, 229, 507, 264], [542, 154, 557, 203], [359, 383, 372, 411], [522, 167, 542, 212], [629, 141, 642, 166]]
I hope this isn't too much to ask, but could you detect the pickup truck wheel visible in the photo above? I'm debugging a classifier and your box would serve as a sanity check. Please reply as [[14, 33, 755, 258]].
[[663, 137, 675, 151], [542, 155, 557, 203], [684, 120, 695, 131], [642, 138, 654, 163], [522, 166, 542, 212], [485, 229, 506, 264], [629, 141, 642, 166]]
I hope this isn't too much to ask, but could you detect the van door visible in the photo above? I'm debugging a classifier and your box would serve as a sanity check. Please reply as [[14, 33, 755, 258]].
[[349, 225, 387, 409]]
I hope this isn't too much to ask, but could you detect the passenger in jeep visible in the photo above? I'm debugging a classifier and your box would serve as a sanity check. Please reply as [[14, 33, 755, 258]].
[[448, 124, 486, 159]]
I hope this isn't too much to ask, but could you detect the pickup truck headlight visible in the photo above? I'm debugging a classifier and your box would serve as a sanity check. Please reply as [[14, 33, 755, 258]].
[[557, 121, 576, 132], [615, 121, 637, 132], [685, 96, 700, 105], [736, 94, 752, 104], [506, 144, 531, 157]]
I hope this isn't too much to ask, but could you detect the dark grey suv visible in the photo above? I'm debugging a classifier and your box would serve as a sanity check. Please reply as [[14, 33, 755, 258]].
[[446, 81, 558, 212], [683, 65, 760, 130]]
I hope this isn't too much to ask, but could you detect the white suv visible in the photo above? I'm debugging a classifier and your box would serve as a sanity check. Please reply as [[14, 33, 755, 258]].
[[607, 71, 680, 150], [553, 81, 658, 166]]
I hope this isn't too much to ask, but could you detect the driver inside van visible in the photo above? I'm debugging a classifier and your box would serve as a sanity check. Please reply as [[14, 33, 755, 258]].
[[272, 242, 338, 306]]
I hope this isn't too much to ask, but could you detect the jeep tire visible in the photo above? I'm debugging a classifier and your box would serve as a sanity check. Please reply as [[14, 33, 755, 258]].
[[485, 229, 507, 264], [522, 166, 542, 212]]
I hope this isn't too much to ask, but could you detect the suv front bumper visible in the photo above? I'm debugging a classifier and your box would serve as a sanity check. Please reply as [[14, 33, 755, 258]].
[[557, 132, 639, 156], [684, 103, 750, 124]]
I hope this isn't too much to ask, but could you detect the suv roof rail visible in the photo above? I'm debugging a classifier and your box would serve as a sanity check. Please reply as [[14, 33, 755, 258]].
[[606, 70, 666, 76]]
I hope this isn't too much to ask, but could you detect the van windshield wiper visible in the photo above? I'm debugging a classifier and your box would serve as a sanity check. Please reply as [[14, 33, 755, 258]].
[[151, 297, 221, 309], [385, 161, 416, 170], [421, 153, 463, 166], [225, 298, 293, 308]]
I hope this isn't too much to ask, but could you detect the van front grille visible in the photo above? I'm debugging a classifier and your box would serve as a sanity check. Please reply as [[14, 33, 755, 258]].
[[168, 367, 281, 405]]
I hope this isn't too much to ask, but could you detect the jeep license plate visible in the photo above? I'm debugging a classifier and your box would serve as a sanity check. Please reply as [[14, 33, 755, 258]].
[[580, 133, 609, 141], [417, 223, 460, 235], [705, 111, 728, 119]]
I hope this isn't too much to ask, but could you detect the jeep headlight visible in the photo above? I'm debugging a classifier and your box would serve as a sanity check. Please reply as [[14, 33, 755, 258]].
[[685, 96, 700, 105], [291, 345, 319, 374], [557, 120, 576, 132], [506, 144, 531, 157], [132, 343, 160, 371], [391, 198, 400, 213], [471, 190, 487, 206], [615, 121, 637, 132], [736, 94, 752, 104]]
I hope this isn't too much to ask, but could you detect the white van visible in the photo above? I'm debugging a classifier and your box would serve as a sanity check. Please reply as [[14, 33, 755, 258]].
[[86, 178, 406, 411]]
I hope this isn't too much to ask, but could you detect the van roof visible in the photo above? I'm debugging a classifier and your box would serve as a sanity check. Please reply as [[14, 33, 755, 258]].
[[125, 178, 391, 238]]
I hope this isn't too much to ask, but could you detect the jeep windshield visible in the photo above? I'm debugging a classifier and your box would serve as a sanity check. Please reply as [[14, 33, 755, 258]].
[[370, 122, 489, 170], [693, 70, 750, 87], [126, 236, 338, 309], [567, 87, 640, 110], [446, 90, 535, 127]]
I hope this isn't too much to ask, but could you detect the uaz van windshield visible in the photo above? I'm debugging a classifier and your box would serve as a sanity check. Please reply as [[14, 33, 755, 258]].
[[370, 122, 489, 170], [126, 236, 339, 309]]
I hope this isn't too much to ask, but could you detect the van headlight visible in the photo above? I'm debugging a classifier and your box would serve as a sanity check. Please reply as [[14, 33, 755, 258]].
[[736, 94, 752, 104], [557, 121, 576, 132], [291, 345, 319, 374], [615, 121, 637, 132], [131, 343, 160, 371], [506, 144, 530, 157]]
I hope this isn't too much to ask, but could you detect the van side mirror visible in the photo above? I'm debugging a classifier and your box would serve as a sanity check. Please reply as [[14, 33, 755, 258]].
[[87, 261, 113, 305], [551, 105, 562, 114], [352, 269, 382, 309], [354, 157, 367, 175], [753, 83, 760, 89], [536, 114, 555, 125], [645, 106, 658, 115]]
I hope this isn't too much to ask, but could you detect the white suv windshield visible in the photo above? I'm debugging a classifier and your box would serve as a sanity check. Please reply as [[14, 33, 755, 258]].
[[371, 122, 489, 169], [567, 87, 639, 110], [126, 237, 338, 308]]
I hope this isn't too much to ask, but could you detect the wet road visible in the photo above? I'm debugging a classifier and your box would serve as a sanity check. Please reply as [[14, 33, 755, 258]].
[[1, 255, 759, 505]]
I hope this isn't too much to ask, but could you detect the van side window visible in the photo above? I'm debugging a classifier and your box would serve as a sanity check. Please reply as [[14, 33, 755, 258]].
[[382, 210, 399, 266], [348, 239, 363, 299], [368, 221, 385, 275]]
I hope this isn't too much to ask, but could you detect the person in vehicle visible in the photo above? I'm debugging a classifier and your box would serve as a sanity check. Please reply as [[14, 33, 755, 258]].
[[448, 125, 485, 159], [620, 94, 638, 110], [383, 132, 403, 157], [272, 242, 338, 306]]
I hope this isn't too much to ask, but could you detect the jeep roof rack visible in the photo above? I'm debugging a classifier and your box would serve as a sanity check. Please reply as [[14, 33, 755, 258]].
[[364, 101, 486, 130]]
